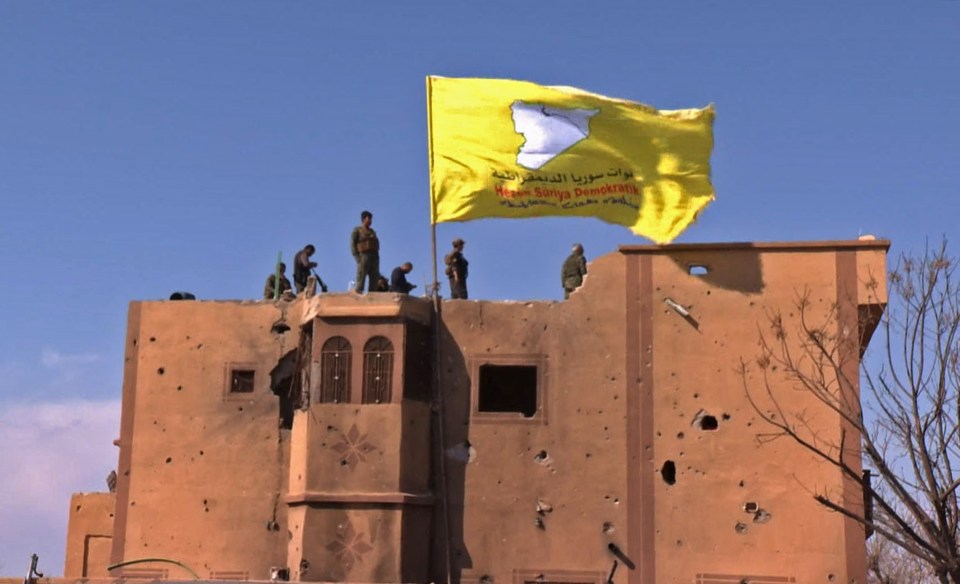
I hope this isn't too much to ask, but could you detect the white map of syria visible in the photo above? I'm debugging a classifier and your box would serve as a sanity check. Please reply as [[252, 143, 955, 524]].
[[511, 101, 600, 170]]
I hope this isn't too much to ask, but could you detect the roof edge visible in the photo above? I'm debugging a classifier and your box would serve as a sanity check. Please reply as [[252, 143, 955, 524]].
[[618, 239, 891, 254]]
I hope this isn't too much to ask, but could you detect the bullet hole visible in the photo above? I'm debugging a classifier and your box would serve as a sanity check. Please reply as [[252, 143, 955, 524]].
[[199, 450, 204, 456], [176, 385, 183, 391], [692, 410, 718, 431], [677, 432, 685, 439], [613, 498, 619, 505], [75, 505, 81, 511], [535, 516, 546, 530], [157, 367, 165, 375], [132, 339, 137, 346], [743, 501, 758, 513], [165, 457, 172, 464], [661, 460, 676, 485], [676, 539, 683, 547], [739, 480, 745, 487], [693, 393, 699, 399], [753, 509, 772, 524], [734, 522, 748, 534], [130, 501, 136, 506], [585, 452, 592, 458], [827, 574, 835, 582], [340, 460, 348, 466], [149, 337, 156, 342], [196, 343, 203, 349], [536, 499, 553, 514], [266, 520, 280, 531], [480, 576, 493, 584], [533, 450, 549, 464], [722, 413, 731, 421], [602, 522, 615, 535], [238, 406, 244, 412]]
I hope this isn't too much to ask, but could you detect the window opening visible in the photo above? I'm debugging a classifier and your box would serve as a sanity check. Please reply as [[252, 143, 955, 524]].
[[230, 369, 255, 393], [688, 264, 710, 276], [478, 364, 538, 417], [320, 336, 351, 403], [362, 336, 394, 404]]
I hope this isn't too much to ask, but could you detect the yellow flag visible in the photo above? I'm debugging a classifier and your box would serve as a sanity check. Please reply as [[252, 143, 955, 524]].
[[427, 76, 715, 243]]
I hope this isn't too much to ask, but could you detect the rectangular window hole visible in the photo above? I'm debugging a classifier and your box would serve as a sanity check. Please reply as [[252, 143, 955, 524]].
[[230, 369, 255, 393], [478, 364, 538, 417]]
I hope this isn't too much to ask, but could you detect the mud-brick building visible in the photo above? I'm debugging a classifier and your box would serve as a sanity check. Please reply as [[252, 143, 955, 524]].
[[62, 239, 889, 584]]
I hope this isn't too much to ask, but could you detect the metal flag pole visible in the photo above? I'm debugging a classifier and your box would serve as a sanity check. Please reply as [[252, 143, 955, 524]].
[[427, 74, 453, 584]]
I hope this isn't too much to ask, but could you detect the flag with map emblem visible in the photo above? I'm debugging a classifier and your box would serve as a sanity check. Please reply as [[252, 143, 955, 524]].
[[426, 76, 715, 243]]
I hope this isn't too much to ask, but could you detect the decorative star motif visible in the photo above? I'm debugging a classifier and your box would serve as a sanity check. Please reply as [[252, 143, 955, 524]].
[[325, 519, 374, 573], [331, 424, 377, 470]]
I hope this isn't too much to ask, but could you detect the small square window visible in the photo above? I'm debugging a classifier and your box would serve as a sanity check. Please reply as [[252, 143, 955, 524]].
[[479, 364, 538, 417], [230, 369, 255, 393], [471, 354, 546, 424]]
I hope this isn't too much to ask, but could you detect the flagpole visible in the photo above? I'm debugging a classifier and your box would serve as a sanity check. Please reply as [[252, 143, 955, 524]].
[[427, 75, 452, 584]]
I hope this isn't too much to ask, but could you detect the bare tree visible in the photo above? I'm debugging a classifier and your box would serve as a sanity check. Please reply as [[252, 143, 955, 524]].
[[867, 528, 935, 583], [742, 242, 960, 584]]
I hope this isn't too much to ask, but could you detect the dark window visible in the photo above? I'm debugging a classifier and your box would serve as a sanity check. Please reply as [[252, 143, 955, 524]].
[[478, 364, 538, 417], [320, 336, 351, 403], [230, 369, 255, 393], [362, 336, 394, 404]]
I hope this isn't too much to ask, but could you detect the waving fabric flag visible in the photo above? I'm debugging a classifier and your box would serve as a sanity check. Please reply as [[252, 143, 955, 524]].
[[426, 76, 715, 243]]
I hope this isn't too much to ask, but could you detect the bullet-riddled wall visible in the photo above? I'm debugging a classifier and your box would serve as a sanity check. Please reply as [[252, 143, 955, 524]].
[[436, 240, 887, 584], [108, 300, 300, 580], [62, 239, 888, 584]]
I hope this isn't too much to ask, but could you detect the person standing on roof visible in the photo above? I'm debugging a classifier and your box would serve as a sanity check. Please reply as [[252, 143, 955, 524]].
[[293, 245, 318, 294], [350, 210, 382, 293], [445, 238, 469, 299], [561, 243, 587, 299]]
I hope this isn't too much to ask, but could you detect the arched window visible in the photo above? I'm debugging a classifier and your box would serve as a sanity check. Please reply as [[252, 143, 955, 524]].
[[319, 336, 351, 403], [362, 336, 394, 404]]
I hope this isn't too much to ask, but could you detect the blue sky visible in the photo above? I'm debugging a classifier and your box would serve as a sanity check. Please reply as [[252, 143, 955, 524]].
[[1, 0, 958, 574]]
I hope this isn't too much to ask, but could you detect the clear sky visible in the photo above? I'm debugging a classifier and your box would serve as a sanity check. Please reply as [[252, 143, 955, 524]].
[[1, 0, 958, 574]]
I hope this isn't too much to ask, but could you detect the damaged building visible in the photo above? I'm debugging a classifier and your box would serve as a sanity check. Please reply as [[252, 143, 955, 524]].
[[56, 239, 889, 584]]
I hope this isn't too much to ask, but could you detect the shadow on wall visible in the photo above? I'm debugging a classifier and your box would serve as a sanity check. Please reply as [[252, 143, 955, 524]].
[[668, 249, 765, 295], [432, 318, 473, 584]]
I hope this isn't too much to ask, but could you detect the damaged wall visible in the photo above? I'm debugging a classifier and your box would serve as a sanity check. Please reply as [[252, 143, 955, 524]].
[[59, 239, 888, 584], [437, 240, 888, 584], [109, 300, 300, 580]]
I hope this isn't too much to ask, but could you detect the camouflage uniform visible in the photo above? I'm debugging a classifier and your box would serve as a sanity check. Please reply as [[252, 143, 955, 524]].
[[350, 225, 381, 293], [561, 252, 587, 299], [446, 250, 469, 299], [264, 273, 292, 299]]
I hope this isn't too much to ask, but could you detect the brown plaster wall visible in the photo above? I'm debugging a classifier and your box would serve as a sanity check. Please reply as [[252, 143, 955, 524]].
[[111, 299, 299, 580], [437, 249, 631, 584], [63, 492, 115, 577], [50, 239, 887, 584], [436, 241, 888, 584]]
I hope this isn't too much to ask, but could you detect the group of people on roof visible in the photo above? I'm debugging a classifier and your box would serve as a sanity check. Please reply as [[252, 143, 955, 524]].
[[264, 211, 587, 301]]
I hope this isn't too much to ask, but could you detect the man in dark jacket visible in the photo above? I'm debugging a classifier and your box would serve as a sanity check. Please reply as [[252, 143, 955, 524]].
[[390, 263, 417, 294], [445, 238, 468, 299]]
